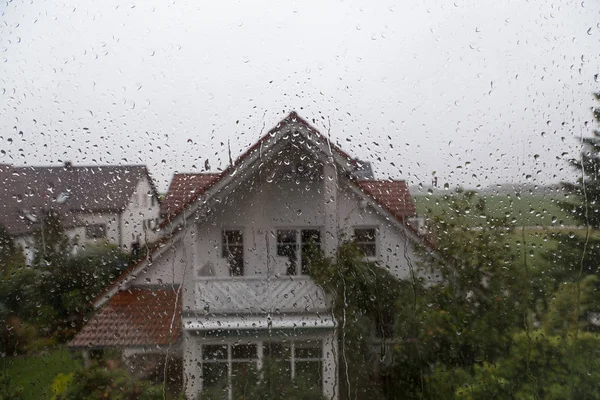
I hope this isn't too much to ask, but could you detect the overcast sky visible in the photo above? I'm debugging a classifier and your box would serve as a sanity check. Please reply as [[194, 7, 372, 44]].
[[1, 0, 599, 192]]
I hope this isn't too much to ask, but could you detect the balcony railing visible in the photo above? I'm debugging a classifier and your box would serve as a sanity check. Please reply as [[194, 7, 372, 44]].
[[193, 276, 330, 315]]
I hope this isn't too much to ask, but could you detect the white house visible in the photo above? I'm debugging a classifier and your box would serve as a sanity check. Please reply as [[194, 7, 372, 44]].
[[0, 163, 161, 262], [69, 112, 425, 399]]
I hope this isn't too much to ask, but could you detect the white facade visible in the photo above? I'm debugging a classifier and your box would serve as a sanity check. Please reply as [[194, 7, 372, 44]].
[[123, 118, 423, 399], [74, 177, 161, 250]]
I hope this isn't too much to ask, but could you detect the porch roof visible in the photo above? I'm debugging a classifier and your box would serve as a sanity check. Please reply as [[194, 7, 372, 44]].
[[68, 288, 182, 349]]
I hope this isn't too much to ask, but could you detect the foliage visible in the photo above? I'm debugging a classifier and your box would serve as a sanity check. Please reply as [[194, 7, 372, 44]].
[[0, 225, 40, 353], [50, 373, 74, 400], [545, 93, 600, 288], [543, 274, 600, 335], [28, 211, 128, 337], [32, 209, 72, 271], [201, 357, 325, 400], [0, 373, 24, 400], [388, 190, 526, 398], [1, 347, 81, 399], [54, 364, 164, 400], [450, 330, 600, 399], [307, 241, 404, 398], [560, 92, 600, 228]]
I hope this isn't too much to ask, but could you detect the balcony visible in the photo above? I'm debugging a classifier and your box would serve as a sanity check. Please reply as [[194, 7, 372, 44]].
[[193, 276, 331, 315]]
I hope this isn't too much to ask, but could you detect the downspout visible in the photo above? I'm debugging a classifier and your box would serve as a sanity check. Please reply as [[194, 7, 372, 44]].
[[118, 211, 123, 249]]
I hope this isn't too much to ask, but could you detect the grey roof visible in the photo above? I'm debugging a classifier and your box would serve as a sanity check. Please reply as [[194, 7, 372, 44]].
[[0, 164, 158, 236]]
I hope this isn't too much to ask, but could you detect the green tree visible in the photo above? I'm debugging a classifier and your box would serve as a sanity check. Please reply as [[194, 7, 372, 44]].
[[450, 331, 600, 399], [307, 242, 404, 399], [561, 93, 600, 228], [543, 93, 600, 288], [29, 211, 128, 339], [388, 190, 526, 398], [0, 225, 41, 353]]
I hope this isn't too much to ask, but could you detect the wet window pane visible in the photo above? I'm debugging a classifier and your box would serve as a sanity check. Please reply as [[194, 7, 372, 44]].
[[295, 361, 322, 388], [203, 345, 227, 361], [202, 363, 227, 388], [231, 344, 257, 360]]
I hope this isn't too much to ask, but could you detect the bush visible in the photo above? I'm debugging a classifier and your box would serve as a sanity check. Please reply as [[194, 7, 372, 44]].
[[54, 364, 164, 400]]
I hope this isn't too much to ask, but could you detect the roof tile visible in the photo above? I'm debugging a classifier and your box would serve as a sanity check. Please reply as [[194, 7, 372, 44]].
[[357, 180, 416, 220], [69, 288, 181, 349], [160, 173, 220, 218]]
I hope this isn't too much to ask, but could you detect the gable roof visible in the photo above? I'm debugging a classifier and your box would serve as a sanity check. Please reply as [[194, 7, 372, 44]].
[[0, 164, 159, 236], [68, 287, 182, 349], [159, 112, 415, 225], [160, 112, 357, 227]]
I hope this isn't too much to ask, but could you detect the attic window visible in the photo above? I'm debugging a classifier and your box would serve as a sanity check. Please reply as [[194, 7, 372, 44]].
[[277, 229, 321, 275], [353, 228, 377, 258], [222, 230, 244, 276]]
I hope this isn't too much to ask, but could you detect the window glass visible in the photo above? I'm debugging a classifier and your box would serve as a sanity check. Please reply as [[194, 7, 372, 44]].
[[277, 229, 322, 275], [222, 230, 244, 276], [354, 228, 377, 258], [85, 224, 106, 239]]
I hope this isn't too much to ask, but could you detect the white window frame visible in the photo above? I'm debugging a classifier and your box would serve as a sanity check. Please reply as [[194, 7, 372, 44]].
[[201, 343, 259, 400], [275, 227, 322, 275], [222, 228, 244, 276], [353, 226, 378, 260], [200, 340, 323, 400]]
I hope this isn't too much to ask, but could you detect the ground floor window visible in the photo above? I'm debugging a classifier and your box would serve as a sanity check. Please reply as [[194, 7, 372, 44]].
[[201, 339, 322, 398]]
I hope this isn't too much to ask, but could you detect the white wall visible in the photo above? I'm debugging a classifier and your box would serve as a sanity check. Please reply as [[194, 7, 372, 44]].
[[76, 211, 120, 245], [15, 225, 86, 265], [120, 177, 161, 250], [132, 158, 422, 289]]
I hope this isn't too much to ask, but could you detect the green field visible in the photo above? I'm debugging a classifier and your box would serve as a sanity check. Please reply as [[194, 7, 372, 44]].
[[1, 348, 82, 399], [414, 194, 579, 227]]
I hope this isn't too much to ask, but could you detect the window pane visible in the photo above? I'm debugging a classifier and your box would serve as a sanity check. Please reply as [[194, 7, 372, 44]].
[[203, 345, 227, 361], [225, 230, 243, 244], [277, 230, 297, 244], [264, 342, 291, 359], [357, 243, 376, 258], [301, 229, 321, 244], [202, 363, 228, 388], [231, 362, 257, 398], [295, 342, 322, 359], [295, 361, 322, 389], [354, 228, 375, 242], [228, 245, 244, 276], [231, 344, 257, 360]]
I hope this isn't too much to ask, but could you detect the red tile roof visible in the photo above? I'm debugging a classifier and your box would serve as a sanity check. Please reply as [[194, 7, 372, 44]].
[[357, 180, 416, 220], [161, 173, 220, 218], [69, 288, 182, 349]]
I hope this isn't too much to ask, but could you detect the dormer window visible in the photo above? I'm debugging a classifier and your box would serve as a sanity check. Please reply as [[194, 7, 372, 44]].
[[222, 229, 244, 276]]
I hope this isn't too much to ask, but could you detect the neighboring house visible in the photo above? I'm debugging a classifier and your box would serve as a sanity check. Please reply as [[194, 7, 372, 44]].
[[69, 112, 425, 400], [0, 163, 161, 262]]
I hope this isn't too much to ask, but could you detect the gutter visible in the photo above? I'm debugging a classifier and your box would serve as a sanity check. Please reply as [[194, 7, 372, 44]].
[[118, 211, 123, 248]]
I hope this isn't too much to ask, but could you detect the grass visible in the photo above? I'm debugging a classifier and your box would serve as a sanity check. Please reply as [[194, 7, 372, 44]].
[[414, 194, 580, 227], [1, 347, 82, 399]]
